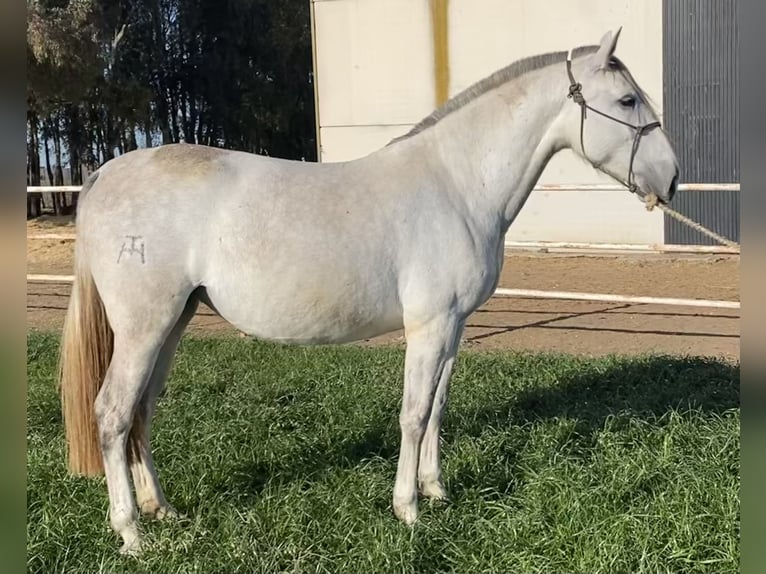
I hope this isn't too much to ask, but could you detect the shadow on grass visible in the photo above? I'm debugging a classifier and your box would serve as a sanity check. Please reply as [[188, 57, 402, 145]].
[[226, 354, 739, 501], [445, 354, 739, 498], [466, 354, 738, 434], [228, 420, 400, 499]]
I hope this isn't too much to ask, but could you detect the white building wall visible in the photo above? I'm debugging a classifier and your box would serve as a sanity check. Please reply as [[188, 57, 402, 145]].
[[311, 0, 665, 244]]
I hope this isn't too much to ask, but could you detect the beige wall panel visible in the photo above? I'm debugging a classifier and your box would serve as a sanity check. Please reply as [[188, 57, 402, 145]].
[[314, 0, 436, 127], [448, 0, 663, 116], [505, 190, 665, 244], [319, 125, 413, 163]]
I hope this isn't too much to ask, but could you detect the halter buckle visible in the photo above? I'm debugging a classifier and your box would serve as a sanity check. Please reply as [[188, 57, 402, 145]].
[[567, 82, 585, 105]]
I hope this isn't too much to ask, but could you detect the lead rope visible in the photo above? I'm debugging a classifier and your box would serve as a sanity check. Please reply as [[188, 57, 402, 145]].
[[643, 194, 740, 249], [565, 53, 740, 251]]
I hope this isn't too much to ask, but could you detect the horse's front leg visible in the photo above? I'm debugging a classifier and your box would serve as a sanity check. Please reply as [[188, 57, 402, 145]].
[[393, 314, 461, 525], [418, 320, 463, 500]]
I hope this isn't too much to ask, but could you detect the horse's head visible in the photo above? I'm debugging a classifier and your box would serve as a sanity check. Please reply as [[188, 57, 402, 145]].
[[560, 29, 679, 204]]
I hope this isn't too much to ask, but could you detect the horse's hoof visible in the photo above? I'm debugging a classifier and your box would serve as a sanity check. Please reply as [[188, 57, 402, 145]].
[[119, 537, 142, 557], [141, 501, 180, 521], [393, 499, 418, 526], [419, 479, 449, 501], [154, 505, 179, 521]]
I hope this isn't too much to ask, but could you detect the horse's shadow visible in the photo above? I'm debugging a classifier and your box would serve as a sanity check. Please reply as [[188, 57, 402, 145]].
[[227, 355, 739, 501], [458, 354, 738, 434], [443, 354, 739, 498]]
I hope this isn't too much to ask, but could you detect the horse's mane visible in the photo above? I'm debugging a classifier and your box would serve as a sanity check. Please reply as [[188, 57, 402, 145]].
[[389, 45, 600, 145]]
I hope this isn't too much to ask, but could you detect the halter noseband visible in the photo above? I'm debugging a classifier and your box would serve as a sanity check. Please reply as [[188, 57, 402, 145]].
[[565, 52, 661, 195]]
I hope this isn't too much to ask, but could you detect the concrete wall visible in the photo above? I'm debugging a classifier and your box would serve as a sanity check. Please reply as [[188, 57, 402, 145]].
[[311, 0, 666, 244]]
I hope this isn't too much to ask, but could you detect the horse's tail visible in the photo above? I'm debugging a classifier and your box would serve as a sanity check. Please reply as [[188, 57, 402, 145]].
[[59, 171, 113, 476]]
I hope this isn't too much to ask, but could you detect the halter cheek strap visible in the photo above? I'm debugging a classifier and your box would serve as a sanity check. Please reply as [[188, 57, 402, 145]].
[[565, 53, 661, 195]]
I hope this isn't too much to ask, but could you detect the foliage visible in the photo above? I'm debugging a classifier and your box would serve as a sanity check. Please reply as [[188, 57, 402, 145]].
[[26, 0, 317, 216]]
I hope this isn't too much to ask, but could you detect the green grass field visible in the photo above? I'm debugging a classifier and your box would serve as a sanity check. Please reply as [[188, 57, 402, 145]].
[[27, 332, 739, 574]]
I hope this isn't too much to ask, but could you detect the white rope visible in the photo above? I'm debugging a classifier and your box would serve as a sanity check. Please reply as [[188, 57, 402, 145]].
[[643, 193, 740, 249]]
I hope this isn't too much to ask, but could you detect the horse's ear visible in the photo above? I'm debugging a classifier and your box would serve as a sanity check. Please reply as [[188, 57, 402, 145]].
[[595, 27, 622, 68]]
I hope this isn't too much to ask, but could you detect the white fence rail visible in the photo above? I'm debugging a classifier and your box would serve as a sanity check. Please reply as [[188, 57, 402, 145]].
[[493, 288, 739, 310], [27, 186, 83, 193]]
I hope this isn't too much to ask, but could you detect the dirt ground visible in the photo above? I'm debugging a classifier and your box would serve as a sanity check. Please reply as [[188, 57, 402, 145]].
[[27, 216, 740, 361]]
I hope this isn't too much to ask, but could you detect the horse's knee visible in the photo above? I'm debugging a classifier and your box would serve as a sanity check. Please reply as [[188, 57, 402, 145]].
[[399, 408, 429, 439]]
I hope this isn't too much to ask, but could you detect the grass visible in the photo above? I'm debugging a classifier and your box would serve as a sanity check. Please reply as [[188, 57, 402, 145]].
[[27, 332, 739, 574]]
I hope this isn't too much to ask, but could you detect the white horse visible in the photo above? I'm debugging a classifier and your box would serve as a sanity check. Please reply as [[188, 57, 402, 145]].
[[60, 29, 678, 554]]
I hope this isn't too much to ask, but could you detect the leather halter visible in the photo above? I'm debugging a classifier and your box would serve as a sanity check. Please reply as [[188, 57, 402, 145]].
[[565, 53, 661, 195]]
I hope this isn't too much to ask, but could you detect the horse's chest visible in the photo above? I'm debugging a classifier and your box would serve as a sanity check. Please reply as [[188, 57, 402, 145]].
[[463, 261, 502, 310], [446, 245, 505, 315]]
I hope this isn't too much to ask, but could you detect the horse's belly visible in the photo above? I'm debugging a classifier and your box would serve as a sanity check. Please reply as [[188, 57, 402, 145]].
[[204, 280, 404, 345]]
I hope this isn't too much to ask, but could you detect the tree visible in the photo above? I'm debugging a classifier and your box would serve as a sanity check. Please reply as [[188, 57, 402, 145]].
[[26, 0, 317, 218]]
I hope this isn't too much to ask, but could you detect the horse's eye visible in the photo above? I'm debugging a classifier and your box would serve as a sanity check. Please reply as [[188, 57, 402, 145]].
[[619, 95, 636, 109]]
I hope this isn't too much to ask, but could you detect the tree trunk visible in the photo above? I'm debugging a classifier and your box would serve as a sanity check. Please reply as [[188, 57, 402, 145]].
[[53, 118, 65, 186], [128, 126, 138, 151], [43, 130, 54, 186], [150, 0, 172, 145], [169, 90, 180, 142], [179, 91, 188, 141], [67, 105, 83, 186], [96, 122, 107, 164], [157, 94, 173, 144], [103, 112, 115, 161], [116, 122, 125, 156], [27, 112, 42, 218], [196, 103, 205, 144], [188, 94, 198, 144], [144, 110, 153, 148], [43, 132, 62, 215]]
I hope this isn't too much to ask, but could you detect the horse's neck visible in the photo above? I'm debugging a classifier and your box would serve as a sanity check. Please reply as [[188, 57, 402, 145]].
[[422, 69, 564, 232]]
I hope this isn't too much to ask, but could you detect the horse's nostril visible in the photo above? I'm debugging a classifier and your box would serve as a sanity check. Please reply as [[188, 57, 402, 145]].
[[668, 173, 679, 201]]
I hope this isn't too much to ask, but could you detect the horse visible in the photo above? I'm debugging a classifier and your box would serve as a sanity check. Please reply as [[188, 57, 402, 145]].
[[59, 29, 679, 554]]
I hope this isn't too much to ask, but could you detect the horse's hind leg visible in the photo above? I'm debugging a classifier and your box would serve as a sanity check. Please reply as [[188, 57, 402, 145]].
[[94, 293, 191, 555], [129, 295, 198, 520]]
